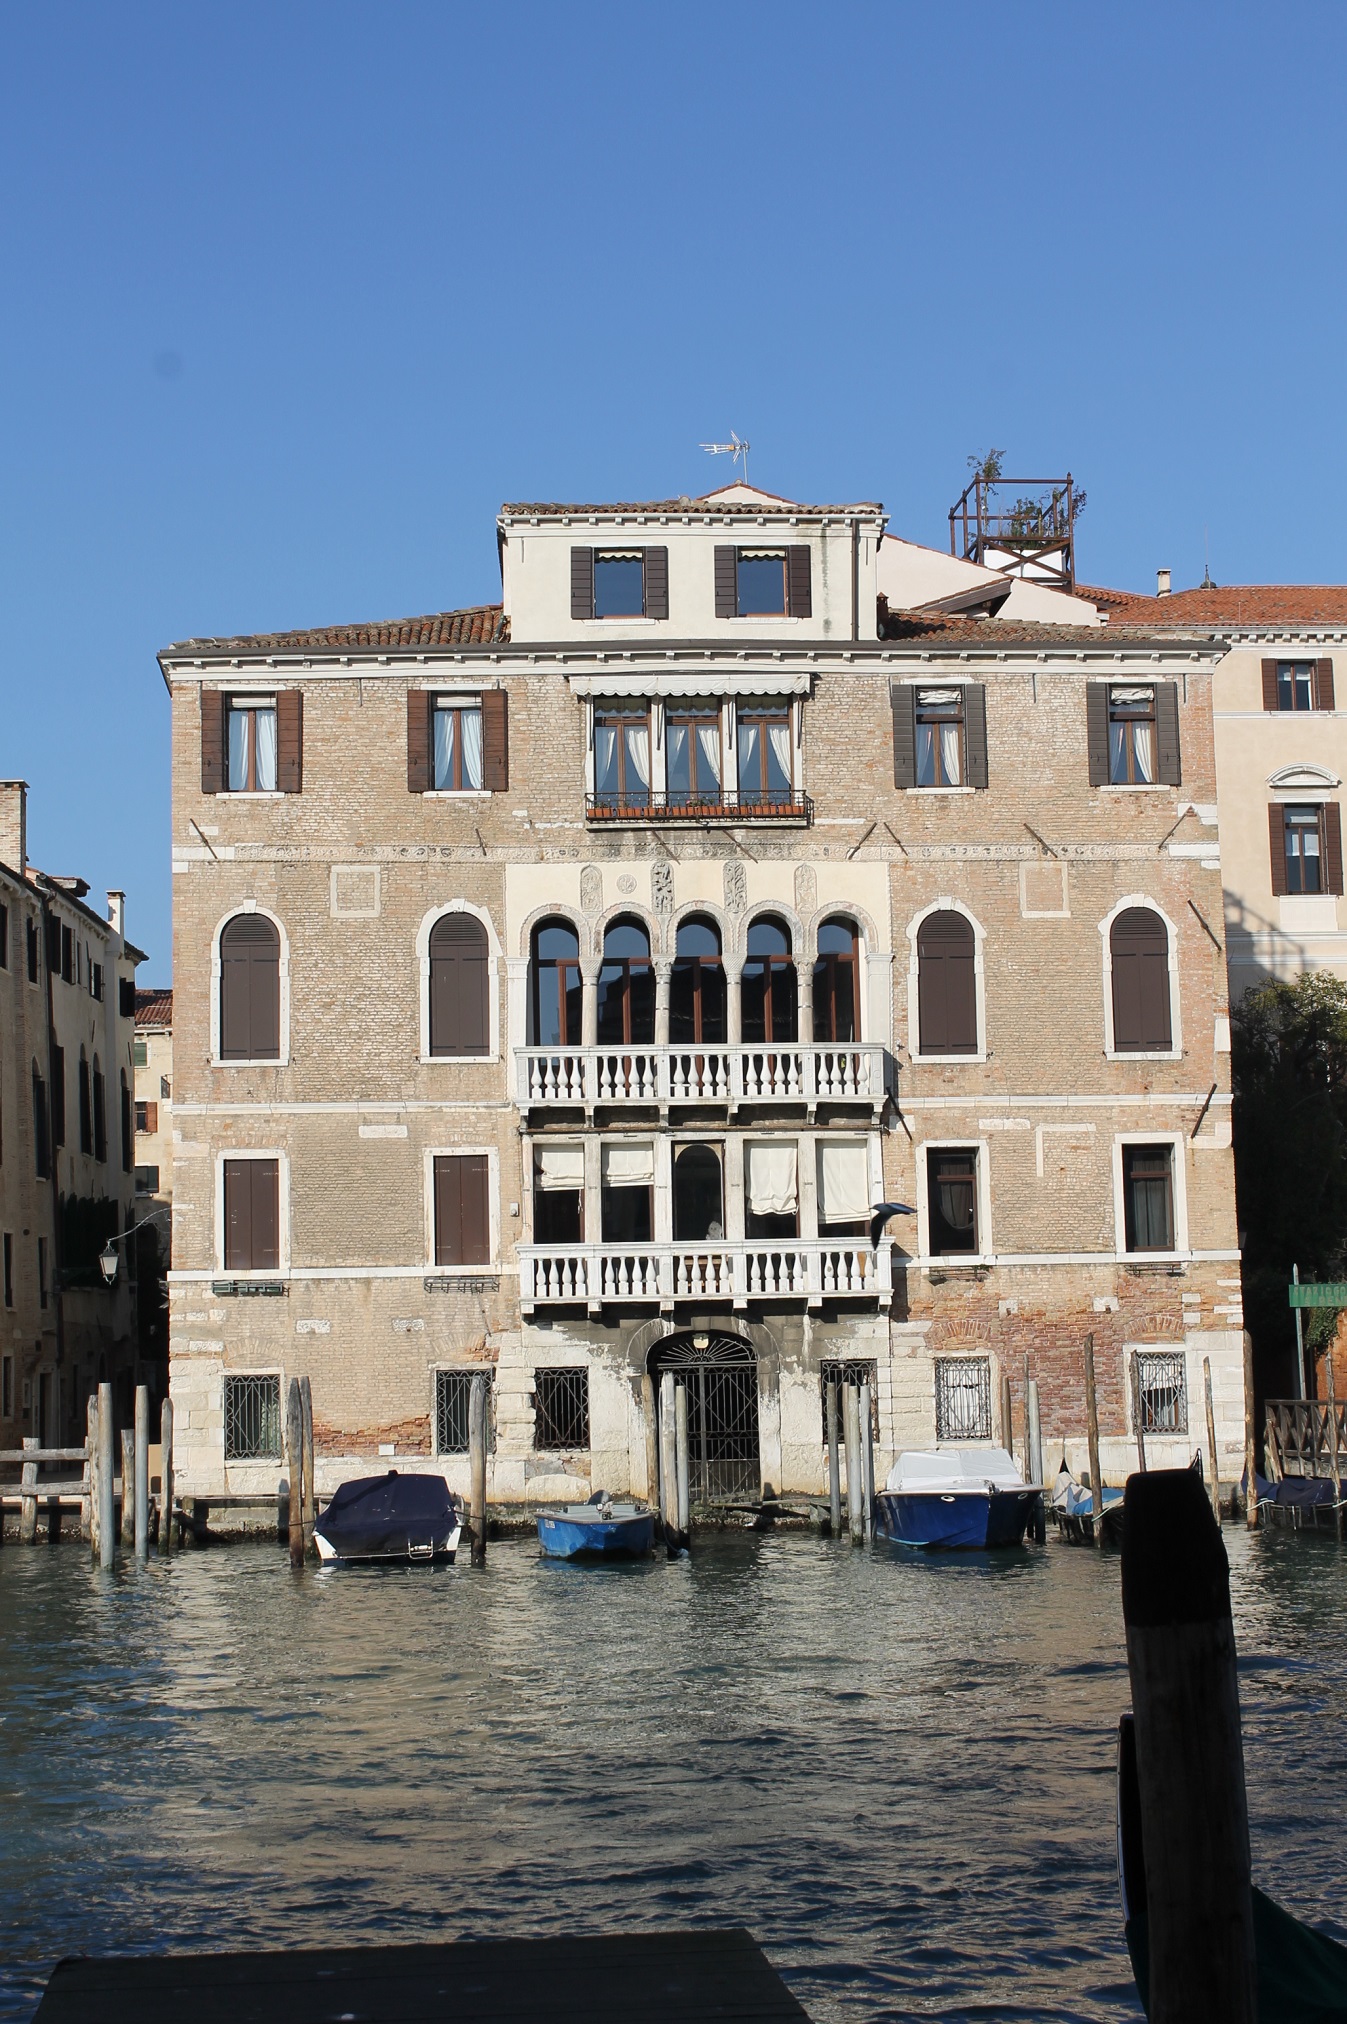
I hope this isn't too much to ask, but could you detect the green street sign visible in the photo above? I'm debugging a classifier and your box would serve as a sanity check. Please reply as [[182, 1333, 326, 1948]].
[[1288, 1282, 1347, 1307]]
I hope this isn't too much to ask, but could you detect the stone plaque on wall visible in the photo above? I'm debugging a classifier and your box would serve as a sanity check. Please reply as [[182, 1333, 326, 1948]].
[[580, 864, 602, 917], [794, 863, 817, 916]]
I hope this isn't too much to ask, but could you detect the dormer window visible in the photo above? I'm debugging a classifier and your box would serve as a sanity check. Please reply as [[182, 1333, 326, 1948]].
[[594, 552, 646, 618], [714, 544, 812, 619]]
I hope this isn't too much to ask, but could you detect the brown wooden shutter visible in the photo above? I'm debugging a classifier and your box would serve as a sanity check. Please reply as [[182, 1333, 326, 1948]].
[[570, 547, 594, 620], [1110, 908, 1171, 1051], [224, 1157, 280, 1270], [787, 545, 812, 618], [714, 546, 737, 618], [644, 547, 668, 620], [143, 1101, 158, 1134], [223, 1159, 249, 1268], [916, 912, 977, 1055], [220, 914, 281, 1060], [1317, 658, 1336, 712], [51, 1047, 65, 1148], [434, 1153, 490, 1266], [1325, 803, 1344, 896], [429, 915, 489, 1056], [407, 689, 432, 793], [201, 690, 226, 793], [1269, 805, 1289, 895], [120, 1076, 131, 1173], [252, 1160, 280, 1268], [963, 684, 988, 788], [1086, 682, 1110, 786], [276, 690, 303, 792], [1155, 682, 1181, 785], [891, 684, 917, 789], [481, 689, 508, 791], [1261, 659, 1280, 712]]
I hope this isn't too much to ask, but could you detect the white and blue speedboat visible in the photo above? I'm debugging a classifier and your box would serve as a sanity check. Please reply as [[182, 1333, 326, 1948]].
[[535, 1494, 656, 1559], [874, 1447, 1041, 1550]]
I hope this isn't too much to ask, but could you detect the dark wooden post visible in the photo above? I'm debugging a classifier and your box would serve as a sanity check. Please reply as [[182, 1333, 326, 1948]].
[[120, 1428, 136, 1548], [1203, 1357, 1221, 1524], [658, 1371, 678, 1545], [843, 1383, 863, 1543], [285, 1379, 304, 1569], [826, 1379, 842, 1537], [1001, 1371, 1014, 1456], [1083, 1333, 1104, 1547], [1326, 1340, 1343, 1537], [1243, 1331, 1259, 1529], [82, 1392, 96, 1550], [1122, 1468, 1257, 2024], [674, 1381, 690, 1547], [97, 1381, 115, 1568], [134, 1385, 150, 1561], [859, 1379, 874, 1541], [19, 1436, 38, 1544], [1130, 1354, 1148, 1474], [299, 1376, 316, 1557], [469, 1372, 488, 1567], [158, 1396, 174, 1554]]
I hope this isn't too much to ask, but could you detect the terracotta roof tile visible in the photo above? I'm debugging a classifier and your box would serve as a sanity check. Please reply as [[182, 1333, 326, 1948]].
[[164, 604, 507, 657], [1080, 584, 1347, 627], [135, 987, 172, 1027], [498, 499, 882, 517], [878, 611, 1218, 646]]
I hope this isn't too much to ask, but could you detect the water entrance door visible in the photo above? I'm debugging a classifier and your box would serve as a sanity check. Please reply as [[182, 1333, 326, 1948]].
[[651, 1333, 760, 1504]]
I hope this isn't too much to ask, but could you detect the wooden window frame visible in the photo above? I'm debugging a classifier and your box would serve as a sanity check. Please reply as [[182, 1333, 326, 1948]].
[[211, 907, 290, 1067], [592, 550, 648, 620], [529, 920, 583, 1047], [217, 1152, 286, 1275], [1114, 1135, 1186, 1258], [596, 921, 655, 1046], [225, 695, 280, 794], [919, 1140, 992, 1264], [740, 917, 797, 1045], [593, 709, 652, 812], [1284, 804, 1327, 894], [665, 709, 724, 809], [427, 1146, 498, 1271], [735, 708, 795, 808], [1107, 685, 1158, 785], [914, 687, 966, 788], [1263, 658, 1334, 713], [812, 918, 862, 1044], [431, 698, 485, 793], [670, 921, 727, 1045], [1100, 899, 1181, 1061]]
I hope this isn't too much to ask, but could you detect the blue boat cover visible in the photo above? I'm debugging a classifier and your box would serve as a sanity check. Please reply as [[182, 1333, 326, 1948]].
[[316, 1471, 457, 1559]]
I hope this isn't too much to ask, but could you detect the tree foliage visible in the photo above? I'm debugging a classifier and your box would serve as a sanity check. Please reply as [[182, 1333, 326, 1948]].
[[1231, 973, 1347, 1382]]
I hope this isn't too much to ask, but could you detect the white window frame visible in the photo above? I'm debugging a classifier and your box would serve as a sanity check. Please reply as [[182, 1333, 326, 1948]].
[[417, 900, 502, 1064], [214, 1148, 290, 1277], [209, 901, 291, 1068], [1113, 1132, 1188, 1262], [1124, 1342, 1192, 1441], [221, 1368, 286, 1465], [1099, 895, 1182, 1062], [916, 1137, 993, 1267], [424, 1143, 500, 1273], [906, 898, 988, 1064]]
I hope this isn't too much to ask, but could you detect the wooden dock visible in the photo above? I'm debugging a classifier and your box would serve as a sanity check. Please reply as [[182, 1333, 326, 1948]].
[[34, 1928, 811, 2024]]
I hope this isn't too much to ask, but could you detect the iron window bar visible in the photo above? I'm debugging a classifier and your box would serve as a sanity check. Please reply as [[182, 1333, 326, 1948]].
[[532, 1367, 590, 1451], [436, 1369, 496, 1456], [224, 1373, 282, 1460], [1135, 1351, 1189, 1436], [934, 1356, 993, 1442]]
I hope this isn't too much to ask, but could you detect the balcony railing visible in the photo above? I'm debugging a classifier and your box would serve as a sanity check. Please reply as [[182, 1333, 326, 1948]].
[[586, 790, 812, 824], [516, 1043, 887, 1111], [519, 1239, 893, 1313]]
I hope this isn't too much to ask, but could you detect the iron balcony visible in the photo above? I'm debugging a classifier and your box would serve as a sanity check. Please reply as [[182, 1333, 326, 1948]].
[[585, 789, 812, 825]]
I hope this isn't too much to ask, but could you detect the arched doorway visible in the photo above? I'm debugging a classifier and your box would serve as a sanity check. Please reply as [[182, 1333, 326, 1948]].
[[650, 1332, 760, 1504]]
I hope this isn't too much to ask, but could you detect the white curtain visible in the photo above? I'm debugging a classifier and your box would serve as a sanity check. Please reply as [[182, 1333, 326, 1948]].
[[624, 721, 650, 788], [747, 1141, 797, 1217], [536, 1143, 585, 1191], [595, 724, 618, 791], [818, 1141, 870, 1224], [434, 707, 455, 789], [940, 722, 961, 785], [603, 1142, 655, 1185], [228, 708, 249, 790], [737, 721, 760, 791], [767, 721, 792, 791], [254, 708, 278, 791], [461, 707, 484, 789], [1132, 722, 1154, 783], [696, 720, 721, 787], [667, 720, 688, 789]]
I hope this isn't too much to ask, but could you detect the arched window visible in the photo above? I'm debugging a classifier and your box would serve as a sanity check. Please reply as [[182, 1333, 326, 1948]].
[[92, 1055, 106, 1162], [916, 911, 977, 1055], [530, 921, 582, 1046], [78, 1048, 92, 1153], [1110, 908, 1172, 1052], [742, 917, 797, 1043], [670, 917, 726, 1043], [597, 920, 654, 1044], [429, 913, 489, 1057], [220, 914, 281, 1061], [813, 916, 861, 1042], [673, 1143, 724, 1240]]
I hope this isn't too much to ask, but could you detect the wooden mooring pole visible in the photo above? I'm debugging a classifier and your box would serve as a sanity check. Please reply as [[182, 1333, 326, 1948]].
[[97, 1382, 115, 1569], [1129, 1353, 1147, 1475], [285, 1379, 304, 1569], [468, 1372, 488, 1567], [1026, 1377, 1044, 1488], [1122, 1468, 1257, 2024], [120, 1428, 135, 1549], [658, 1371, 678, 1546], [859, 1380, 874, 1541], [82, 1392, 96, 1549], [158, 1396, 174, 1554], [1243, 1330, 1259, 1530], [843, 1383, 863, 1544], [1203, 1357, 1222, 1524], [674, 1380, 690, 1549], [1083, 1333, 1104, 1548], [1326, 1340, 1344, 1539], [134, 1385, 150, 1562], [299, 1376, 315, 1558], [1001, 1371, 1014, 1460], [20, 1437, 38, 1545], [825, 1379, 842, 1538]]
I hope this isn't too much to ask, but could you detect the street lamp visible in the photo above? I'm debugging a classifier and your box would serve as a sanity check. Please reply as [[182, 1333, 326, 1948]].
[[97, 1205, 172, 1287]]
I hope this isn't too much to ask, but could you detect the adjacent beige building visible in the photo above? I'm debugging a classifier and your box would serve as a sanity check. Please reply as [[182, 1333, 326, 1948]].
[[133, 988, 173, 1203], [160, 484, 1248, 1511], [0, 780, 144, 1455]]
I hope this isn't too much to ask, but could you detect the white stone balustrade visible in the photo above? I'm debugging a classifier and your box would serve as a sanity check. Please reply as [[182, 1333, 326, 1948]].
[[516, 1043, 886, 1112], [519, 1239, 893, 1313]]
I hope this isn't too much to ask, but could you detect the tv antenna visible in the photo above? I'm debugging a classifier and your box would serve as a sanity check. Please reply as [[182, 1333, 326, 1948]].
[[700, 431, 751, 487]]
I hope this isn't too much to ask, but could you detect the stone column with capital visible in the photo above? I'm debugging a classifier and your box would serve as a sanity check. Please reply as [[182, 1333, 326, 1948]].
[[796, 959, 814, 1045], [654, 959, 673, 1047], [580, 960, 601, 1048], [724, 960, 744, 1047]]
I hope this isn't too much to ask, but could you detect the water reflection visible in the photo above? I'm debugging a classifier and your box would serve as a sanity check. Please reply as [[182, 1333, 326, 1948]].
[[1, 1529, 1344, 2022]]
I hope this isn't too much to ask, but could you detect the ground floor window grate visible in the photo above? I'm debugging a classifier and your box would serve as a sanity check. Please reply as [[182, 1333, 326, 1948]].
[[934, 1356, 992, 1442], [436, 1369, 496, 1455], [819, 1359, 879, 1440], [1135, 1351, 1188, 1435], [533, 1367, 590, 1450], [224, 1373, 281, 1460]]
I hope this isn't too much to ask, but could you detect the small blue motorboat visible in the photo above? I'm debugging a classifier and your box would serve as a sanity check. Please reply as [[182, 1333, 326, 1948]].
[[874, 1447, 1042, 1550], [535, 1492, 656, 1559]]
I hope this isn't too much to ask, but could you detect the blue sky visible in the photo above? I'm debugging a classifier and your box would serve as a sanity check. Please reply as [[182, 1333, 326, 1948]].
[[3, 2, 1345, 976]]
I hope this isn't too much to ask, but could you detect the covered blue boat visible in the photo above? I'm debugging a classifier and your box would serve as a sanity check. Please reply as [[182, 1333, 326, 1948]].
[[535, 1494, 655, 1559], [314, 1470, 462, 1564], [874, 1447, 1041, 1550]]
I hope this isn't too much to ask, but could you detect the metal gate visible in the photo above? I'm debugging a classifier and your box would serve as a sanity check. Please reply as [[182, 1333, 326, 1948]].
[[652, 1334, 760, 1505]]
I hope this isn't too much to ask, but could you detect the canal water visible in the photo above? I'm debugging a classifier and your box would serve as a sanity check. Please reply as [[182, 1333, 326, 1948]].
[[2, 1526, 1345, 2023]]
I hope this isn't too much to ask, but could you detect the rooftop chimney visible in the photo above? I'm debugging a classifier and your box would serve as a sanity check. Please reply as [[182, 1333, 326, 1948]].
[[0, 780, 27, 878], [107, 890, 125, 939], [1156, 567, 1172, 598]]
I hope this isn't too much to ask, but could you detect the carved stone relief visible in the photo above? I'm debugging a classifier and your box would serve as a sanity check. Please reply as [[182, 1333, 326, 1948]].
[[580, 864, 603, 917], [651, 861, 674, 916], [723, 859, 747, 913], [794, 863, 817, 917]]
